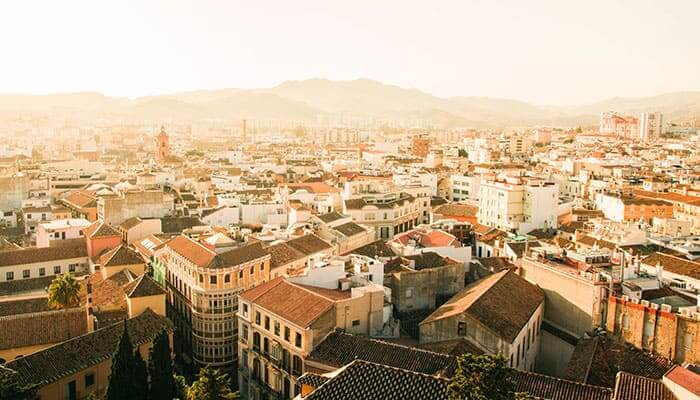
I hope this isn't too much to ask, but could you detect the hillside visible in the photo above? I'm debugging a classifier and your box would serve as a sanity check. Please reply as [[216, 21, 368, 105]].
[[1, 80, 698, 128]]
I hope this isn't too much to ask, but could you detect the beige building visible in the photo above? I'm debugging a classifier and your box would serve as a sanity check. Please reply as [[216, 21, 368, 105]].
[[162, 235, 271, 369], [419, 270, 544, 371], [237, 277, 386, 400], [4, 309, 172, 400], [97, 189, 174, 225]]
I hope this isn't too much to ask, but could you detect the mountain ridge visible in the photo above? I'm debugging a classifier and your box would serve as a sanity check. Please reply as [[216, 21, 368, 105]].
[[1, 79, 699, 128]]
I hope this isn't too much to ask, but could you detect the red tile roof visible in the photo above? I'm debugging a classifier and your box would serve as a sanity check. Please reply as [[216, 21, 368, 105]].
[[240, 277, 335, 328]]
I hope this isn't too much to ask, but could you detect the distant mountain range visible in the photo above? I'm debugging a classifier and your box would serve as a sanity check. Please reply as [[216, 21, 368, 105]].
[[1, 79, 700, 128]]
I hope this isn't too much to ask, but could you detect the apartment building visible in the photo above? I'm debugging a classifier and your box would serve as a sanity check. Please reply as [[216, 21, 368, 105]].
[[478, 177, 558, 234], [599, 111, 639, 139], [639, 112, 664, 141], [162, 235, 271, 369], [36, 218, 91, 248], [449, 173, 481, 202], [0, 244, 88, 283], [237, 276, 386, 400], [343, 180, 421, 240], [595, 193, 673, 223]]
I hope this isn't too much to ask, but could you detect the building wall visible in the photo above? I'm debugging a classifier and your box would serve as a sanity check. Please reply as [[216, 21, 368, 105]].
[[520, 258, 606, 337], [0, 256, 89, 282], [386, 262, 465, 313], [607, 295, 700, 365], [87, 235, 122, 259]]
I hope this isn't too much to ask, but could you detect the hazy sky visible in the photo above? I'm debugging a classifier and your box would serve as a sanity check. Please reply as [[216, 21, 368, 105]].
[[1, 0, 699, 104]]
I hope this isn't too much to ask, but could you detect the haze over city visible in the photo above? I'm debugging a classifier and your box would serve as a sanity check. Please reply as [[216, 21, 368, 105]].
[[2, 0, 700, 104], [2, 2, 700, 400]]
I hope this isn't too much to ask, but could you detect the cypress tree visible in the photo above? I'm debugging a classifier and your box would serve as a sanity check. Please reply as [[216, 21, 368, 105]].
[[106, 321, 138, 400], [148, 328, 176, 400], [134, 349, 149, 400]]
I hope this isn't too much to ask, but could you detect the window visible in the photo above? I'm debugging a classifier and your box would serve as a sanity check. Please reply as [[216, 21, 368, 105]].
[[6, 272, 13, 281], [274, 321, 280, 336], [457, 321, 466, 336], [622, 314, 630, 330], [295, 333, 302, 348], [198, 274, 203, 283], [54, 266, 61, 274], [210, 275, 217, 285], [224, 274, 230, 283], [242, 303, 249, 317], [351, 320, 360, 327], [39, 267, 45, 276], [85, 373, 95, 387], [284, 327, 290, 342], [255, 311, 261, 325], [239, 270, 243, 279], [405, 288, 413, 298], [22, 269, 30, 279], [69, 264, 76, 272], [260, 263, 264, 271], [264, 316, 270, 330], [241, 324, 249, 343]]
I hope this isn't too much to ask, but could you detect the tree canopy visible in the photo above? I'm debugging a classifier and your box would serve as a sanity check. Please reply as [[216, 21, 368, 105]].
[[148, 328, 176, 400], [447, 354, 533, 400], [187, 366, 238, 400], [47, 273, 81, 310]]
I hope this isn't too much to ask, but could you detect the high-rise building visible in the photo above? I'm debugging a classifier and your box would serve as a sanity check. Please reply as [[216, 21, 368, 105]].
[[638, 112, 664, 141]]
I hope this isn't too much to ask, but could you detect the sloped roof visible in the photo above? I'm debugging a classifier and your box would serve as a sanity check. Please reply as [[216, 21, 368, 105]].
[[100, 245, 146, 267], [83, 220, 121, 239], [317, 211, 346, 223], [0, 244, 87, 268], [124, 274, 166, 298], [564, 336, 673, 388], [612, 372, 675, 400], [308, 330, 455, 376], [303, 360, 449, 400], [239, 277, 334, 328], [286, 234, 333, 255], [5, 309, 172, 388], [266, 242, 306, 269], [421, 270, 544, 342], [513, 369, 612, 400]]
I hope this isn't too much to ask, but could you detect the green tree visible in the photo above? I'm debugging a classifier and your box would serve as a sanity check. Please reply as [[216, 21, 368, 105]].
[[174, 374, 188, 400], [47, 273, 81, 310], [133, 350, 149, 400], [187, 367, 238, 400], [106, 322, 138, 400], [575, 126, 583, 133], [148, 328, 176, 400], [458, 149, 468, 158], [447, 354, 525, 400], [0, 365, 36, 400]]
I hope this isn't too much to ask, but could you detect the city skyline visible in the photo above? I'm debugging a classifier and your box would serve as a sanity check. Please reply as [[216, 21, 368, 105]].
[[2, 0, 700, 104]]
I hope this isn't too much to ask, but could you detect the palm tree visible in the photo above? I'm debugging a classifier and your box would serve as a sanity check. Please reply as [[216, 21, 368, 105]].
[[47, 273, 81, 310]]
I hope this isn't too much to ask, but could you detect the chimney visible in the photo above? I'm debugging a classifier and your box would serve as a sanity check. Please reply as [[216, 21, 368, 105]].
[[656, 262, 664, 285]]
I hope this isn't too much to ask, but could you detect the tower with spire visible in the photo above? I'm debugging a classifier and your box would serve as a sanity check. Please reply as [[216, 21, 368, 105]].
[[155, 125, 170, 163]]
